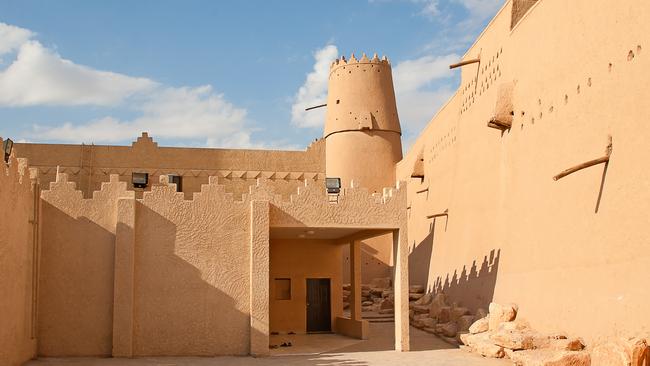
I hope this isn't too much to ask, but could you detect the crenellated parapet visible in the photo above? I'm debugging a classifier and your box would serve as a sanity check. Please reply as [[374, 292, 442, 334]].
[[329, 52, 390, 72], [268, 179, 408, 229]]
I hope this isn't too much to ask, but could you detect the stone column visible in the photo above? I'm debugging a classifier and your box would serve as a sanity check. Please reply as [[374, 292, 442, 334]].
[[249, 200, 270, 356], [112, 198, 136, 357], [349, 240, 362, 321], [393, 229, 410, 351]]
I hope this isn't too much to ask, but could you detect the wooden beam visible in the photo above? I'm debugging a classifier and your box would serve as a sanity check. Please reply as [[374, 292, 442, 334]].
[[305, 103, 327, 111], [449, 58, 480, 69], [553, 136, 613, 181], [426, 209, 448, 219]]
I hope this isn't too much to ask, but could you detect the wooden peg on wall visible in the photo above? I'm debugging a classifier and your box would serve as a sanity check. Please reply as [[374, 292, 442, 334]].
[[553, 135, 612, 181]]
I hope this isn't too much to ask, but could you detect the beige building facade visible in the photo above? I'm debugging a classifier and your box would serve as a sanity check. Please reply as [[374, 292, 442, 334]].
[[1, 0, 649, 364]]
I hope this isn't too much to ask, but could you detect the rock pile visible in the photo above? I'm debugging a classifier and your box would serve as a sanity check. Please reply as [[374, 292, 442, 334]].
[[408, 291, 484, 342], [458, 302, 648, 366], [342, 277, 395, 314]]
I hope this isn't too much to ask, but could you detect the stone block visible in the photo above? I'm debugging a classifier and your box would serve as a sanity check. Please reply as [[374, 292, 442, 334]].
[[469, 317, 489, 334], [509, 350, 590, 366], [457, 314, 476, 332], [488, 302, 518, 330], [414, 292, 433, 306]]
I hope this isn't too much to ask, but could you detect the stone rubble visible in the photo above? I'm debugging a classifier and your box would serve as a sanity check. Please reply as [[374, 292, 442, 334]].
[[343, 280, 649, 366]]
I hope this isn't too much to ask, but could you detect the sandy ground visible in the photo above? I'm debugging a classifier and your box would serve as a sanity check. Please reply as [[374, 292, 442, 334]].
[[26, 323, 510, 366]]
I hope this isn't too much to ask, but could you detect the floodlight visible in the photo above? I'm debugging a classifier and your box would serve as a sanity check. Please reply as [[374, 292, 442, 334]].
[[3, 138, 13, 163], [132, 172, 149, 189], [326, 177, 341, 194]]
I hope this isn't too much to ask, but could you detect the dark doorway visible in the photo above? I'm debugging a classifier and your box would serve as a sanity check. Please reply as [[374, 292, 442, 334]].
[[306, 278, 331, 332]]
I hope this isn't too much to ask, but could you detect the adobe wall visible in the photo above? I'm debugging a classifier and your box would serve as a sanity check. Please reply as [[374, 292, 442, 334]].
[[0, 153, 38, 366], [14, 133, 325, 200], [398, 0, 650, 343], [38, 174, 134, 356], [269, 238, 344, 334], [131, 180, 253, 356]]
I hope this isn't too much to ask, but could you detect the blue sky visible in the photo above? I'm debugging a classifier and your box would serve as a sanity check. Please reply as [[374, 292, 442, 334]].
[[0, 0, 502, 150]]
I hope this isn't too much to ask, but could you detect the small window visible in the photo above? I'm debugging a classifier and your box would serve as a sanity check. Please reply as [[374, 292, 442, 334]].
[[168, 174, 183, 192], [275, 278, 291, 300]]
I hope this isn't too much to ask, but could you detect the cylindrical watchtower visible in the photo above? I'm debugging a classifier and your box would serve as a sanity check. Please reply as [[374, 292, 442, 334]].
[[324, 52, 403, 193]]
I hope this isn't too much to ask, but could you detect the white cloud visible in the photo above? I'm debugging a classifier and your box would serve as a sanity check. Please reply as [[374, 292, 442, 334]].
[[0, 40, 156, 107], [0, 23, 33, 56], [393, 53, 458, 132], [29, 85, 254, 147], [456, 0, 503, 21], [0, 22, 272, 149], [290, 44, 338, 128]]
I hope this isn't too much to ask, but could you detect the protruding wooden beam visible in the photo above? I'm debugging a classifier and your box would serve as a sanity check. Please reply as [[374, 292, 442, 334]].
[[416, 187, 429, 194], [426, 209, 448, 219], [305, 103, 327, 111], [553, 136, 613, 181], [449, 58, 480, 69]]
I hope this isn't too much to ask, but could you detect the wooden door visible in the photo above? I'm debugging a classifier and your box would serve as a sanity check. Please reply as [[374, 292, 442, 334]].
[[306, 278, 331, 332]]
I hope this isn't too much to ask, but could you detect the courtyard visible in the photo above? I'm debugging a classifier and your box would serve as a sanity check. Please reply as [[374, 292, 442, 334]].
[[26, 323, 509, 366]]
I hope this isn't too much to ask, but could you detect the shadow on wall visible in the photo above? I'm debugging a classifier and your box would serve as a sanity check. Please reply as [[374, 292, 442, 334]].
[[38, 202, 116, 357], [132, 202, 255, 356], [431, 249, 501, 313], [409, 220, 438, 287]]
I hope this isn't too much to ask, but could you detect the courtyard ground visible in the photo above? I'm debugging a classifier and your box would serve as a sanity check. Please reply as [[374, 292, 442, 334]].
[[26, 323, 510, 366]]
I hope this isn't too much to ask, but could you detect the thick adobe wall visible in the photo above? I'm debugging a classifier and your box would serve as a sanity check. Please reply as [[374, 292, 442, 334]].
[[130, 179, 253, 356], [0, 153, 38, 366], [38, 174, 134, 356], [36, 175, 274, 357], [14, 133, 325, 200], [398, 0, 650, 343]]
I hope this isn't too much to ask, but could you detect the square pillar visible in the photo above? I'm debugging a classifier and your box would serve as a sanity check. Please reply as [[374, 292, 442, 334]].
[[249, 200, 270, 356], [112, 198, 136, 357], [393, 229, 410, 351], [349, 240, 362, 321]]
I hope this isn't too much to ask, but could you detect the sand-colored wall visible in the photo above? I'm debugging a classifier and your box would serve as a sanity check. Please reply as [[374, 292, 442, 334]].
[[269, 239, 344, 333], [131, 180, 252, 356], [14, 133, 325, 199], [398, 0, 650, 343], [0, 154, 38, 366], [38, 174, 134, 356]]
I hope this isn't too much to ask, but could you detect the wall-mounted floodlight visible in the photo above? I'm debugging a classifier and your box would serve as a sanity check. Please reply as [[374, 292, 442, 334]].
[[168, 174, 183, 192], [3, 138, 13, 163], [326, 177, 341, 194], [132, 172, 149, 189]]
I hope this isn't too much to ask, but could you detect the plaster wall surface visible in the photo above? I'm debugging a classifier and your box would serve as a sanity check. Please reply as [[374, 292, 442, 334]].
[[398, 0, 650, 344], [269, 238, 344, 334], [38, 174, 134, 356], [0, 154, 38, 366], [131, 180, 252, 356], [14, 134, 325, 200]]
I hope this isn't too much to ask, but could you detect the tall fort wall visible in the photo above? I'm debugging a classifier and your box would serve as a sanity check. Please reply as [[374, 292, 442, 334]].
[[398, 0, 650, 343], [0, 149, 39, 366]]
